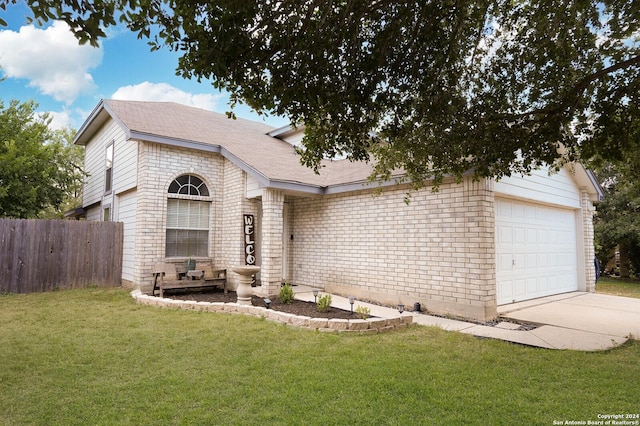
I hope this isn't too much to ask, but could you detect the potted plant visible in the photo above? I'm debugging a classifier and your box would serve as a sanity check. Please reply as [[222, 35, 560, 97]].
[[184, 255, 196, 271]]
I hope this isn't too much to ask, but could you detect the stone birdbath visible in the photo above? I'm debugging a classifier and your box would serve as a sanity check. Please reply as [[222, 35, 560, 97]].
[[232, 265, 261, 305]]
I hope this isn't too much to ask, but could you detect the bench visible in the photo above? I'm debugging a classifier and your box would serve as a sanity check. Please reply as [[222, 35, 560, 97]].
[[152, 262, 227, 298], [197, 261, 228, 294]]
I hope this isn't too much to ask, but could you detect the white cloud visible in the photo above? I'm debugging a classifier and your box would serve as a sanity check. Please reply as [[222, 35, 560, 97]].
[[46, 110, 74, 130], [34, 108, 80, 131], [0, 21, 102, 103], [111, 81, 223, 111]]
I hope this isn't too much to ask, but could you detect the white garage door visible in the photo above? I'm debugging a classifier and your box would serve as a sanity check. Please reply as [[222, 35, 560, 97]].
[[496, 198, 579, 305]]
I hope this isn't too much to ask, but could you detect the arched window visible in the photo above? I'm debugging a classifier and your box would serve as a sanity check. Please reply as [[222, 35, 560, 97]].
[[167, 174, 209, 196], [165, 174, 210, 257]]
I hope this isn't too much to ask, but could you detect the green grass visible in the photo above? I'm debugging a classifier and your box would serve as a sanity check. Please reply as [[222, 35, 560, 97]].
[[1, 288, 639, 425], [597, 276, 640, 298]]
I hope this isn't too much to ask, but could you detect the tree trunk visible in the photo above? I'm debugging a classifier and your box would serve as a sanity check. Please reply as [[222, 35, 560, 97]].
[[619, 243, 631, 278]]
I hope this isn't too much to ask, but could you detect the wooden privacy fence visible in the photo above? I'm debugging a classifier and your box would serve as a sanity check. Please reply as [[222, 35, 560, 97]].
[[0, 219, 123, 293]]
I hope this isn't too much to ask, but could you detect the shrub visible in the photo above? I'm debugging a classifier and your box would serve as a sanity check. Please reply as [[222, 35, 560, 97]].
[[279, 283, 294, 304], [317, 294, 332, 312], [355, 305, 370, 319]]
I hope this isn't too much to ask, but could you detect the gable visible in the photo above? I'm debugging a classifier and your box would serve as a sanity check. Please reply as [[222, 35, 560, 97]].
[[494, 165, 600, 208]]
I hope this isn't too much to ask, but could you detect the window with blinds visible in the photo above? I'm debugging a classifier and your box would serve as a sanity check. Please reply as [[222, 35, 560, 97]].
[[165, 175, 210, 257], [105, 142, 113, 193]]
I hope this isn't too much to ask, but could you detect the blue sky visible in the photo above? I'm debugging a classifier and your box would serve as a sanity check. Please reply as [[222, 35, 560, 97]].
[[0, 2, 289, 131]]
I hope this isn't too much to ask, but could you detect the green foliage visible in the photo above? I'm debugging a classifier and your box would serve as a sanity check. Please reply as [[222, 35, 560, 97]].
[[14, 1, 640, 188], [38, 127, 85, 219], [316, 293, 332, 313], [591, 143, 640, 277], [0, 99, 83, 218], [279, 283, 294, 304], [355, 305, 371, 320], [4, 0, 115, 46]]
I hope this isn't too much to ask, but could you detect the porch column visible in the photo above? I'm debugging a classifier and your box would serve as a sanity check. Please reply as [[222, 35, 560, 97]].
[[260, 189, 284, 297]]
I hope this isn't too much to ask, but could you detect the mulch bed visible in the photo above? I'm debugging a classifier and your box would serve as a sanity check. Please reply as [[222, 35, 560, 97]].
[[166, 288, 361, 320], [165, 288, 539, 330]]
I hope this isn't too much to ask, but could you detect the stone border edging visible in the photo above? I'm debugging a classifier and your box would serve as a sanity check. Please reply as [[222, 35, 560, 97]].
[[131, 290, 412, 332]]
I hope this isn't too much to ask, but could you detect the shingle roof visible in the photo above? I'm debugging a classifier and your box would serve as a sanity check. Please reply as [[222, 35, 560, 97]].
[[90, 99, 379, 193], [74, 99, 603, 200]]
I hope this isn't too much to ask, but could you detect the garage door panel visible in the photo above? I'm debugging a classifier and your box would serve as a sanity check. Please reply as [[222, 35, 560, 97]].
[[538, 276, 548, 292], [547, 275, 557, 291], [513, 278, 526, 298], [514, 227, 526, 243], [537, 253, 547, 268], [538, 229, 548, 243], [558, 252, 572, 265], [514, 253, 526, 271], [496, 198, 579, 305], [497, 225, 512, 244], [526, 228, 537, 243], [497, 253, 513, 272]]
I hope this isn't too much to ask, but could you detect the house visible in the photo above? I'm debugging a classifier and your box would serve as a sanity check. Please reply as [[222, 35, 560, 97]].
[[73, 99, 603, 321]]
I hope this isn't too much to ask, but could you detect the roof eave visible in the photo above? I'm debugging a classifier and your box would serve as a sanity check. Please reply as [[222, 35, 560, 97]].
[[129, 131, 222, 153], [568, 163, 605, 202], [267, 123, 303, 139], [73, 100, 110, 146]]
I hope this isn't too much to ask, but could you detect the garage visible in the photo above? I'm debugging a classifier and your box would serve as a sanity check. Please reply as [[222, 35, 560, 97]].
[[495, 198, 579, 305]]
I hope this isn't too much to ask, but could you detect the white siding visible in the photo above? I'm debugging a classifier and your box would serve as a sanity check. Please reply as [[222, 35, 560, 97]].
[[82, 120, 127, 208], [494, 166, 581, 208], [117, 190, 137, 282], [280, 131, 304, 147], [246, 174, 262, 198], [85, 205, 102, 221], [113, 137, 138, 194]]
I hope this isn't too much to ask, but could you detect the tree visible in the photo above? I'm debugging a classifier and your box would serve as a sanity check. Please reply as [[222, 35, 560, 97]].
[[593, 143, 640, 278], [0, 99, 83, 218], [8, 1, 640, 187], [39, 127, 85, 219]]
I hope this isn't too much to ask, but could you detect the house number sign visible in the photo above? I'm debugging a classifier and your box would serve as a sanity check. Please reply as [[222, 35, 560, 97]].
[[244, 214, 256, 265]]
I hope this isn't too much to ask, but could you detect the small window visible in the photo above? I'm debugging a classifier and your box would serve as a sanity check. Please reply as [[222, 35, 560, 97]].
[[103, 207, 111, 221], [105, 143, 114, 193]]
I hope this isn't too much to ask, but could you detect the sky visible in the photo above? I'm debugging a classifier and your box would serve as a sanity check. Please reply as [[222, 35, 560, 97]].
[[0, 2, 289, 131]]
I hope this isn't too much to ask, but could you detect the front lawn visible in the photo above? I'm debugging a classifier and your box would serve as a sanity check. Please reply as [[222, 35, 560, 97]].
[[1, 288, 638, 425], [597, 276, 640, 299]]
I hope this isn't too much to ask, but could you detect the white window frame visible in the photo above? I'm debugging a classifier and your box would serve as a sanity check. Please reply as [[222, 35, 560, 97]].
[[165, 175, 211, 258], [104, 141, 114, 194]]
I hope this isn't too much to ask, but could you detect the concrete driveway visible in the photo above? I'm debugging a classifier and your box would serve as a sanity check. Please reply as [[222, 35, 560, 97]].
[[498, 292, 640, 351]]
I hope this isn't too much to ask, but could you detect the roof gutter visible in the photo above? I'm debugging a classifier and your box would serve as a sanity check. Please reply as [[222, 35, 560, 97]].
[[586, 169, 605, 201], [128, 131, 222, 153], [73, 100, 108, 146]]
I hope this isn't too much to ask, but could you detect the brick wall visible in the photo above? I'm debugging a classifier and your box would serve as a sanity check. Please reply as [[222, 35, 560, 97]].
[[135, 142, 224, 292], [126, 140, 262, 293], [219, 159, 260, 290], [291, 176, 497, 321]]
